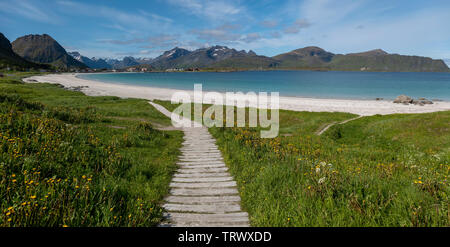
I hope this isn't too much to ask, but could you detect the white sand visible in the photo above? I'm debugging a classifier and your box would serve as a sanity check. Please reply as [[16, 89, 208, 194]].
[[23, 73, 450, 116]]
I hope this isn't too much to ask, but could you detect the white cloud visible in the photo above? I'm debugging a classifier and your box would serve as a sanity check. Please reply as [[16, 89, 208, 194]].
[[0, 0, 61, 24], [141, 34, 181, 48], [56, 1, 173, 30], [190, 24, 242, 42], [166, 0, 245, 21], [260, 19, 278, 28], [56, 0, 183, 52], [139, 10, 174, 23], [283, 19, 311, 34], [237, 4, 450, 59], [300, 0, 365, 24], [191, 29, 241, 42], [99, 34, 181, 48], [139, 50, 152, 55], [311, 7, 450, 58], [241, 33, 262, 43]]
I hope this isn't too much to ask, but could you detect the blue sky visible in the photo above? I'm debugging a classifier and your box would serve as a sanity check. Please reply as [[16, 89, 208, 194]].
[[1, 0, 449, 60]]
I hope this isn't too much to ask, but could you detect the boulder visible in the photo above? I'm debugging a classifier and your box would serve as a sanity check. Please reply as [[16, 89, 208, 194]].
[[393, 95, 413, 104], [412, 98, 433, 105]]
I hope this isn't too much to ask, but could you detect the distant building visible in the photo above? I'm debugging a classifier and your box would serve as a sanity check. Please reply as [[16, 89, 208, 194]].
[[165, 68, 184, 72]]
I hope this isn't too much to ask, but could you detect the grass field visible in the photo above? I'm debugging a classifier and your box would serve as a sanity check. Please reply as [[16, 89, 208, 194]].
[[155, 99, 450, 226], [0, 73, 182, 226], [2, 73, 449, 227]]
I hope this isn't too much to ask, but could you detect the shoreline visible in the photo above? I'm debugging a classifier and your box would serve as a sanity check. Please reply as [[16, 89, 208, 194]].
[[75, 73, 447, 102], [23, 73, 450, 116]]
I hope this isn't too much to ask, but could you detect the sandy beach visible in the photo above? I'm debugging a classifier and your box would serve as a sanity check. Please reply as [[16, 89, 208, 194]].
[[23, 73, 450, 116]]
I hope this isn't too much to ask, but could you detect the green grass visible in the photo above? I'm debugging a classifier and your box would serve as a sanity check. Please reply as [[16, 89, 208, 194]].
[[0, 73, 182, 226], [2, 73, 449, 227], [209, 109, 450, 226], [157, 99, 450, 226]]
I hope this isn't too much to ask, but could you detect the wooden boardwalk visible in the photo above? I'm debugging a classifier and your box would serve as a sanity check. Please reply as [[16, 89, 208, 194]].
[[149, 102, 249, 227]]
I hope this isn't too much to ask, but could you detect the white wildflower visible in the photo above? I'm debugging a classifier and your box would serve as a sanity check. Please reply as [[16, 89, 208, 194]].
[[318, 177, 326, 184]]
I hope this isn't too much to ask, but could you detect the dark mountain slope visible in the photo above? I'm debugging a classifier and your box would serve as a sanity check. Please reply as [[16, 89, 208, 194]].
[[329, 52, 449, 72], [0, 33, 48, 69], [12, 34, 86, 69], [273, 46, 334, 68], [150, 47, 192, 69], [208, 53, 279, 69]]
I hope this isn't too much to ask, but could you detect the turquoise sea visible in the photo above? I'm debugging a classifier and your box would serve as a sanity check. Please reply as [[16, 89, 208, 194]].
[[78, 71, 450, 101]]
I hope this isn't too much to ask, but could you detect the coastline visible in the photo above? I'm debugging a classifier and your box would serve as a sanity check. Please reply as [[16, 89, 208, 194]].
[[23, 73, 450, 116]]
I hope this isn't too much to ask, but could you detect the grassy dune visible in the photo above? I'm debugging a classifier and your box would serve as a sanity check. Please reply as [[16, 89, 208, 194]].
[[0, 73, 182, 226], [156, 99, 450, 226]]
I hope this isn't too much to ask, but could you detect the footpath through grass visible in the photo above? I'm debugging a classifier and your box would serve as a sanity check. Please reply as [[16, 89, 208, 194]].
[[155, 99, 450, 226], [0, 73, 182, 226]]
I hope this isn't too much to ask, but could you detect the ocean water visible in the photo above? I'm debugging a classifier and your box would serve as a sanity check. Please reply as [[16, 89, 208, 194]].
[[78, 71, 450, 101]]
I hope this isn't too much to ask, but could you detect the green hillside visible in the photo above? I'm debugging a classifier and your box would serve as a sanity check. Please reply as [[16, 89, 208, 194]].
[[209, 55, 279, 69], [272, 47, 450, 72], [329, 53, 450, 72]]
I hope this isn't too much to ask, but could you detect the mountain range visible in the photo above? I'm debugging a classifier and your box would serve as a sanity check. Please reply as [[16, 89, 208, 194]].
[[147, 46, 449, 72], [148, 46, 278, 70], [66, 53, 154, 69], [105, 57, 153, 69], [1, 33, 449, 72], [68, 51, 111, 69]]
